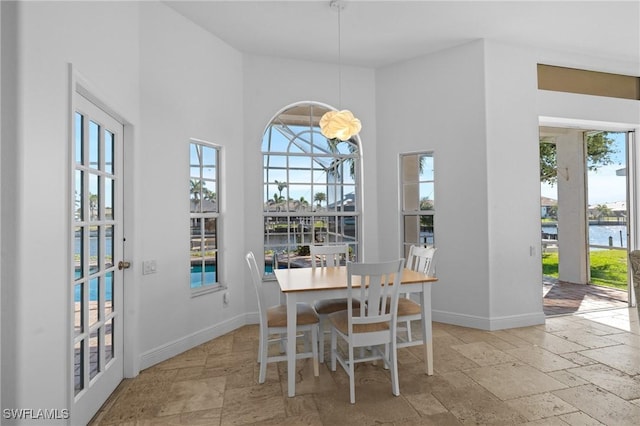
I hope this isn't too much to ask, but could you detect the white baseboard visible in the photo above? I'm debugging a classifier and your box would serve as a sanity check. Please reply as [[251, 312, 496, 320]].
[[433, 309, 545, 331], [139, 312, 257, 370]]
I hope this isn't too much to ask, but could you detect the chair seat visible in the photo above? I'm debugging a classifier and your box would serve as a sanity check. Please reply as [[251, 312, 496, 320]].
[[267, 303, 319, 327], [314, 298, 361, 315], [385, 297, 421, 316], [396, 298, 421, 316], [328, 309, 390, 334]]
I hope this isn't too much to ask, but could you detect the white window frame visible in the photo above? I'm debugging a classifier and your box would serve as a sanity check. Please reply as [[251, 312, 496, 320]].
[[262, 101, 362, 276], [189, 139, 221, 296], [400, 152, 435, 258]]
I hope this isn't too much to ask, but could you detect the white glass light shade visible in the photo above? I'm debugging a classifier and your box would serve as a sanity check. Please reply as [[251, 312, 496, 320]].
[[319, 109, 362, 141]]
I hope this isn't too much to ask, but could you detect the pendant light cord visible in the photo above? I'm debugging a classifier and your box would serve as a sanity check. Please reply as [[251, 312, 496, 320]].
[[337, 3, 342, 109]]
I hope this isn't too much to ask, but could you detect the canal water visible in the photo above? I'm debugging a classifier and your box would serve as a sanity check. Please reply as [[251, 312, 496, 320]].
[[542, 225, 627, 248]]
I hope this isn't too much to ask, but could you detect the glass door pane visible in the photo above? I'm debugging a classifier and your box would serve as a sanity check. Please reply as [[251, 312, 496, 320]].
[[587, 132, 628, 298]]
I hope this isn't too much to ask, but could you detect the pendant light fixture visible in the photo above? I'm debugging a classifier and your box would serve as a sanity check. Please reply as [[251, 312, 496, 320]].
[[320, 0, 362, 141]]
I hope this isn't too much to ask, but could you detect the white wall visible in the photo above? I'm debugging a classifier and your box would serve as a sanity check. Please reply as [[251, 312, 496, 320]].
[[0, 0, 4, 411], [6, 0, 140, 419], [484, 41, 544, 327], [537, 45, 640, 129], [242, 54, 376, 306], [136, 1, 244, 370]]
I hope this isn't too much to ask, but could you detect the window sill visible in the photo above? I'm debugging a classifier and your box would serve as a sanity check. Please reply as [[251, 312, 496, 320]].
[[191, 284, 226, 298]]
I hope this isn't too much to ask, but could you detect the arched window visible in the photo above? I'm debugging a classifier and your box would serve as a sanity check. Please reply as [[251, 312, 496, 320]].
[[262, 102, 361, 273]]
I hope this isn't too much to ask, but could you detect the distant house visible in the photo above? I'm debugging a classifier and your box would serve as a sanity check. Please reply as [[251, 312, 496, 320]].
[[327, 192, 356, 212], [190, 198, 217, 212], [588, 201, 626, 219], [540, 196, 557, 219]]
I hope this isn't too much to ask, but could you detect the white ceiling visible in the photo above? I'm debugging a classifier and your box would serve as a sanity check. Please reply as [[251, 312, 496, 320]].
[[164, 0, 640, 69]]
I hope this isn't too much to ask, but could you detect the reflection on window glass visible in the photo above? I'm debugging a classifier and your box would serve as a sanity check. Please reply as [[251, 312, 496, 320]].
[[105, 271, 114, 315], [75, 227, 84, 279], [75, 112, 84, 165], [75, 170, 84, 221], [190, 141, 220, 291], [105, 130, 114, 174], [105, 318, 114, 364], [74, 283, 83, 336], [89, 174, 100, 221], [89, 228, 100, 275], [89, 277, 99, 326], [105, 225, 114, 269], [105, 177, 114, 220], [89, 329, 100, 380], [74, 342, 84, 395], [89, 121, 99, 170]]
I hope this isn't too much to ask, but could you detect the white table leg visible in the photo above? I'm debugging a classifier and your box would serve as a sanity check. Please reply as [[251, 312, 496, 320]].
[[286, 292, 297, 397], [420, 284, 434, 375]]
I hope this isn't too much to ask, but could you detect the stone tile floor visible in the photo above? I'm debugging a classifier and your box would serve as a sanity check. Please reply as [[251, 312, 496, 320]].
[[90, 306, 640, 425]]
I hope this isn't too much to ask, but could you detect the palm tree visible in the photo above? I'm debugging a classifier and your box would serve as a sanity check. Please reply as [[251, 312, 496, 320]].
[[203, 189, 216, 202], [190, 179, 203, 201], [420, 197, 434, 211], [594, 204, 612, 220], [314, 192, 326, 208], [89, 193, 98, 220], [275, 180, 288, 199], [326, 138, 358, 179]]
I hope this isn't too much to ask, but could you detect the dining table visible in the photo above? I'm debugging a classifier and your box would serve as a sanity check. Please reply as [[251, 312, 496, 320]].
[[274, 265, 438, 397]]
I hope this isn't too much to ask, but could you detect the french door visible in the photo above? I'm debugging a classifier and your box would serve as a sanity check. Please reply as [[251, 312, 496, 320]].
[[71, 94, 124, 423]]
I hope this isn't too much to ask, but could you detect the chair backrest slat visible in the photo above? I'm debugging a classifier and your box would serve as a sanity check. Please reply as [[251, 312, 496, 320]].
[[310, 244, 349, 268], [245, 252, 267, 325], [407, 245, 436, 275], [347, 259, 405, 327]]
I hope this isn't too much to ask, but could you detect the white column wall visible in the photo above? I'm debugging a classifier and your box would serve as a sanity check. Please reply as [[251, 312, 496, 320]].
[[555, 130, 589, 284], [484, 41, 545, 327], [376, 40, 493, 326]]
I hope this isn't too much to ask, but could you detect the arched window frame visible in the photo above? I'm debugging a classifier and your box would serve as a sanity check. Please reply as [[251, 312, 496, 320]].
[[261, 101, 362, 275]]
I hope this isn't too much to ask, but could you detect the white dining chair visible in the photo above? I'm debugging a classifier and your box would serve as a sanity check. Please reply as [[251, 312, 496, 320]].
[[245, 251, 319, 383], [310, 244, 360, 363], [396, 245, 436, 347], [329, 258, 405, 404]]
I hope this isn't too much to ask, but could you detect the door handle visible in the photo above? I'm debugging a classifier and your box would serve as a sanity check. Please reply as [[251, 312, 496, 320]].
[[118, 261, 131, 270]]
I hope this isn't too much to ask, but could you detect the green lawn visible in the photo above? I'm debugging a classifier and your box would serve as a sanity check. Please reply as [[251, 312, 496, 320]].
[[542, 249, 628, 290]]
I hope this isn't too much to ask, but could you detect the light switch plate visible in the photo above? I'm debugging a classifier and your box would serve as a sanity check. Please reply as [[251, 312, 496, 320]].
[[143, 260, 157, 275]]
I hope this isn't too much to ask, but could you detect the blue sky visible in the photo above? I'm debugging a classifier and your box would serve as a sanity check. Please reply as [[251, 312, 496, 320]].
[[540, 132, 627, 205]]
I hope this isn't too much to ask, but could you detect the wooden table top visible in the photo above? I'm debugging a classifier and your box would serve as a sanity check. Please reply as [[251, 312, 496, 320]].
[[274, 266, 437, 293]]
